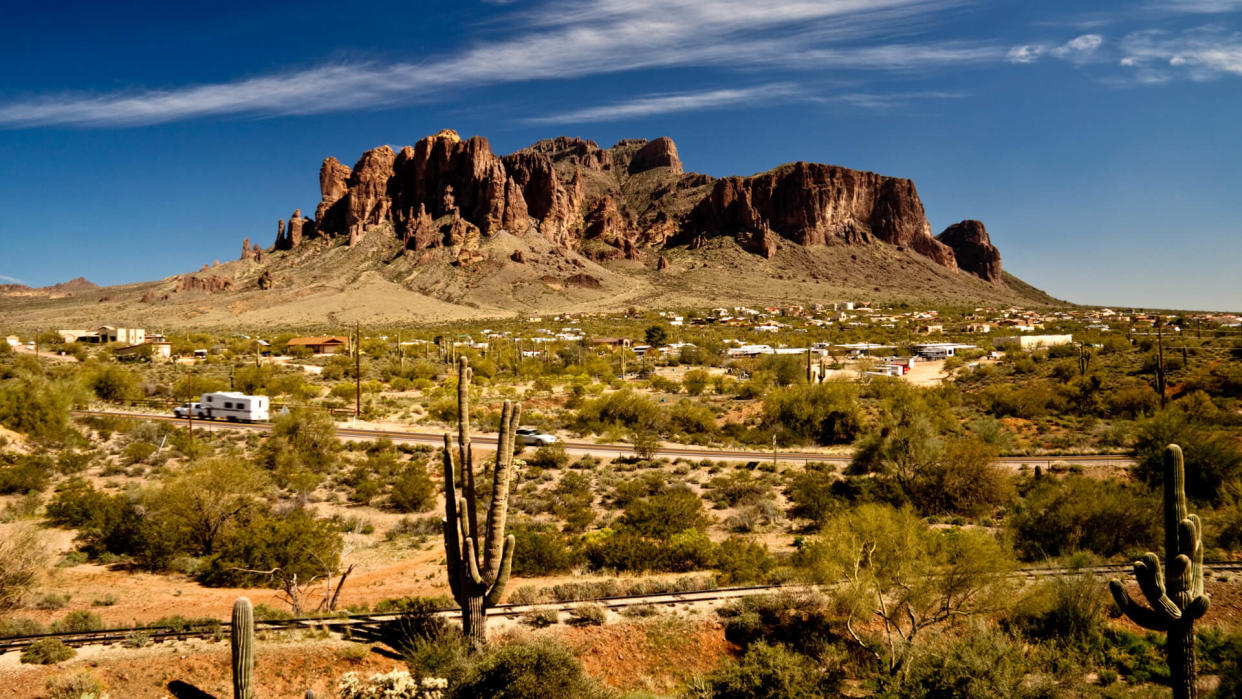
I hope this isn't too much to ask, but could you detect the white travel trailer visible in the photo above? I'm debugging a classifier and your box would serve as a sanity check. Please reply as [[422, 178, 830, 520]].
[[174, 391, 270, 422]]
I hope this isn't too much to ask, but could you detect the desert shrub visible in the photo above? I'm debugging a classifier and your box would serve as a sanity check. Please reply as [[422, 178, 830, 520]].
[[574, 389, 663, 435], [390, 461, 436, 513], [454, 640, 606, 699], [522, 609, 559, 627], [45, 670, 106, 695], [762, 381, 862, 446], [0, 617, 47, 637], [1132, 410, 1242, 504], [528, 442, 570, 469], [1210, 631, 1242, 699], [87, 364, 139, 402], [683, 370, 710, 395], [714, 536, 776, 584], [0, 373, 83, 442], [569, 603, 606, 625], [717, 591, 839, 654], [668, 399, 719, 438], [551, 472, 595, 532], [256, 407, 339, 491], [610, 472, 667, 507], [1008, 476, 1158, 559], [897, 627, 1028, 698], [1006, 571, 1106, 651], [706, 471, 772, 508], [52, 610, 104, 633], [583, 528, 715, 573], [198, 507, 343, 587], [784, 464, 840, 527], [620, 487, 710, 537], [21, 638, 75, 664], [508, 522, 583, 577], [698, 642, 842, 699], [0, 453, 53, 494]]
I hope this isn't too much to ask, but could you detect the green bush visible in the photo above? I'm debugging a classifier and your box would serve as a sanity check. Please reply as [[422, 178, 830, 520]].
[[454, 640, 606, 699], [621, 487, 710, 537], [0, 373, 83, 442], [508, 522, 583, 577], [897, 627, 1028, 698], [699, 642, 842, 699], [198, 507, 342, 587], [21, 638, 75, 664], [762, 381, 862, 446], [569, 603, 606, 625], [0, 617, 47, 637], [0, 453, 52, 494], [1133, 410, 1242, 504], [717, 591, 839, 655], [528, 442, 570, 470], [52, 610, 104, 633], [389, 462, 435, 513], [1007, 476, 1158, 559]]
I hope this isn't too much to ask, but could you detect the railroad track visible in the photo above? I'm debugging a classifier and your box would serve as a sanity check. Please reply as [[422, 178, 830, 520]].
[[6, 564, 1242, 654], [0, 584, 782, 654]]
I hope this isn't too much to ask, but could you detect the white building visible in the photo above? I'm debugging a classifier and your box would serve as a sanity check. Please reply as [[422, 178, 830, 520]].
[[993, 334, 1074, 350]]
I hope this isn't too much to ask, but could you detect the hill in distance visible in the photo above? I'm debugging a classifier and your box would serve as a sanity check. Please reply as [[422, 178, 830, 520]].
[[1, 130, 1058, 330]]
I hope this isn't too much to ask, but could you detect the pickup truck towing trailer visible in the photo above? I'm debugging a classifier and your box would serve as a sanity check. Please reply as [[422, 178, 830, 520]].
[[174, 391, 270, 423]]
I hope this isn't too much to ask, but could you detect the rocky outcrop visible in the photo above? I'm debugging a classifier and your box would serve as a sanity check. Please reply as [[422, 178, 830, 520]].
[[241, 238, 253, 260], [273, 130, 1001, 280], [684, 163, 955, 269], [628, 137, 682, 175], [257, 270, 274, 290], [937, 220, 1003, 284], [175, 275, 235, 293]]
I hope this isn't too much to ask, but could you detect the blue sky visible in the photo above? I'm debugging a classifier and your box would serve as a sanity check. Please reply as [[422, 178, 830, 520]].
[[1, 0, 1240, 310]]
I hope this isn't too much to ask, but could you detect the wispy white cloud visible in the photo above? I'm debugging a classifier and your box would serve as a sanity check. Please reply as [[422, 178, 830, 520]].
[[1120, 26, 1242, 82], [526, 84, 800, 124], [1145, 0, 1242, 14], [0, 0, 990, 128], [0, 274, 28, 285], [819, 90, 967, 110], [1007, 33, 1103, 64]]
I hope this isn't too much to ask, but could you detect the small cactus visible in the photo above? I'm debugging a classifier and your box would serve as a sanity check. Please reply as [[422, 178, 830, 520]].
[[231, 597, 254, 699], [1109, 444, 1210, 699]]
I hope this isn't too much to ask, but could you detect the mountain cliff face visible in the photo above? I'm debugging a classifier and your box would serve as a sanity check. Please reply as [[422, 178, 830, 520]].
[[263, 129, 1004, 283]]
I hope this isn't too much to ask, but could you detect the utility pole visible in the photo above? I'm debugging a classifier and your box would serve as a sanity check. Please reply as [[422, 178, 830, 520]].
[[772, 433, 778, 470], [1156, 318, 1167, 408], [355, 321, 362, 420], [33, 328, 39, 366], [398, 331, 404, 372]]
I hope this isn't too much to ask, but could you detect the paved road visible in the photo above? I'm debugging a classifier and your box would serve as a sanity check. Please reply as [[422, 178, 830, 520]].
[[74, 409, 1136, 468]]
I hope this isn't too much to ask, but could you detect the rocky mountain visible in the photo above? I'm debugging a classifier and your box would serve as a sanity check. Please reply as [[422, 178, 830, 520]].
[[261, 129, 1005, 284], [0, 132, 1056, 330], [0, 276, 99, 298]]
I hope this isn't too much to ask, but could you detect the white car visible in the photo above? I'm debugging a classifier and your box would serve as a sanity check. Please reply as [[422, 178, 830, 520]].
[[514, 427, 557, 446]]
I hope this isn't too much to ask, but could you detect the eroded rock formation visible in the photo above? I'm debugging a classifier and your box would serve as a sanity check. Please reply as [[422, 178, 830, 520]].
[[936, 220, 1003, 284], [267, 130, 1003, 279]]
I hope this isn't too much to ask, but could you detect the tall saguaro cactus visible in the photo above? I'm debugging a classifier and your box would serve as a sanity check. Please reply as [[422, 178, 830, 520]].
[[442, 357, 518, 649], [1109, 444, 1210, 699], [231, 597, 254, 699]]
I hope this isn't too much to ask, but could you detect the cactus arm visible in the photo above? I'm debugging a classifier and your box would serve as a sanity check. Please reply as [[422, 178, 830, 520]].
[[442, 435, 464, 602], [458, 359, 479, 546], [484, 535, 516, 607], [1135, 554, 1182, 620], [1187, 514, 1205, 598], [463, 536, 485, 587], [483, 401, 516, 581], [1185, 594, 1210, 621], [1110, 581, 1171, 632]]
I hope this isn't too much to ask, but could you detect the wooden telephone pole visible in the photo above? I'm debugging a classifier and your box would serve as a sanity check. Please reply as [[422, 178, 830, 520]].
[[355, 322, 362, 420]]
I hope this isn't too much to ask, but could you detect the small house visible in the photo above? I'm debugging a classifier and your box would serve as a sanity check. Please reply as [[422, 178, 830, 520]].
[[286, 336, 350, 354]]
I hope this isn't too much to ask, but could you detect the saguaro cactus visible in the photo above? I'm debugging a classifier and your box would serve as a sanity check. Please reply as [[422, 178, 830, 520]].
[[442, 357, 518, 649], [1109, 444, 1210, 699], [231, 597, 254, 699]]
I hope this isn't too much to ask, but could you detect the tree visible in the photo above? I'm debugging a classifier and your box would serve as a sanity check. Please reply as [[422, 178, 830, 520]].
[[621, 487, 710, 538], [390, 461, 436, 513], [148, 456, 269, 556], [794, 504, 1012, 680], [258, 407, 338, 493], [86, 365, 139, 402], [644, 324, 669, 347], [199, 507, 343, 597], [763, 381, 862, 446], [0, 373, 83, 442]]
